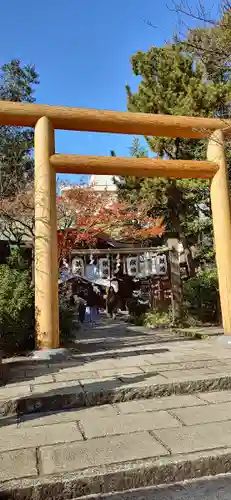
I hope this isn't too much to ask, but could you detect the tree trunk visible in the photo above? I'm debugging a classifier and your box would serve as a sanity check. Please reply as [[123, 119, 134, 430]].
[[171, 211, 195, 278], [167, 238, 182, 322], [171, 143, 196, 279], [179, 231, 196, 278]]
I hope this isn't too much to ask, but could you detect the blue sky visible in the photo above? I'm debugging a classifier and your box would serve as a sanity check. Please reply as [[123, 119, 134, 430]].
[[0, 0, 215, 184]]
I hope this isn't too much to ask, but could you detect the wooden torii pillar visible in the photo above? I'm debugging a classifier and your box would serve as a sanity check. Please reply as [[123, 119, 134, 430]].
[[34, 117, 59, 349], [208, 130, 231, 335], [0, 101, 231, 349]]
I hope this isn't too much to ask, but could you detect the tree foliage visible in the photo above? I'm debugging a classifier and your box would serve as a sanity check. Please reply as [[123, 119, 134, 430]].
[[0, 188, 34, 244], [0, 249, 35, 354], [172, 0, 231, 82], [0, 60, 39, 198], [57, 186, 164, 261], [115, 43, 231, 275], [183, 268, 220, 323], [0, 184, 164, 260]]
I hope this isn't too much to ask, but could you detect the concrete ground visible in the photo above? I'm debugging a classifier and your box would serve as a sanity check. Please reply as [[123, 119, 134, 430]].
[[1, 317, 231, 498]]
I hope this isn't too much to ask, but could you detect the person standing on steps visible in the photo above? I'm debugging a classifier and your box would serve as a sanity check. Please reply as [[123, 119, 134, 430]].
[[106, 286, 118, 319], [72, 291, 87, 327], [77, 291, 87, 325], [86, 285, 98, 326]]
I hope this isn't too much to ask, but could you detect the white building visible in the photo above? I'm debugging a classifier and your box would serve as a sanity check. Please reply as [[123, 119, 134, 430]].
[[60, 175, 118, 198], [89, 175, 117, 193]]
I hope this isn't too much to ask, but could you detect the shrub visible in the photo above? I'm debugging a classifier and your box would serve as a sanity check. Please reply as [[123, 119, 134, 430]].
[[144, 310, 172, 328], [183, 268, 220, 323], [0, 249, 78, 355], [7, 246, 32, 271], [127, 297, 149, 317], [0, 263, 35, 354], [59, 292, 77, 346], [128, 304, 173, 328], [128, 313, 145, 326]]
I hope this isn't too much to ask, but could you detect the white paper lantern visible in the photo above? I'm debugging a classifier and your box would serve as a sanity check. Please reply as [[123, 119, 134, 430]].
[[99, 258, 110, 278], [127, 256, 138, 276], [72, 257, 84, 276], [156, 254, 167, 275]]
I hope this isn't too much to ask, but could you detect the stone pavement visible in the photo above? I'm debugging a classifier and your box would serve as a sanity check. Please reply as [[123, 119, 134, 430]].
[[3, 390, 231, 497], [1, 318, 231, 498]]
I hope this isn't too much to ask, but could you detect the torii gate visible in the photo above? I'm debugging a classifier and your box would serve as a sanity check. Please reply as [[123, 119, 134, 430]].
[[0, 101, 230, 350]]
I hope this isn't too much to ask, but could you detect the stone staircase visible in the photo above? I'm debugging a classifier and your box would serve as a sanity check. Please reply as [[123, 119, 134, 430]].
[[1, 321, 231, 499]]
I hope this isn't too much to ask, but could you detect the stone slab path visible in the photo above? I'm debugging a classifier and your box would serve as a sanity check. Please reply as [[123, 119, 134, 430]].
[[1, 318, 231, 498], [2, 390, 231, 497], [0, 321, 230, 415]]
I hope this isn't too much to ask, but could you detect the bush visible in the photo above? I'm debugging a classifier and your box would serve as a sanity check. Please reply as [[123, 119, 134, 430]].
[[144, 310, 172, 328], [128, 304, 173, 328], [127, 297, 150, 317], [59, 292, 77, 346], [0, 263, 35, 354], [128, 313, 145, 326], [0, 248, 77, 355], [183, 268, 220, 323]]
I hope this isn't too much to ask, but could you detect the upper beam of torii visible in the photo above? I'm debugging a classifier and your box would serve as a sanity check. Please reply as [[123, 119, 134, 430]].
[[1, 99, 230, 348]]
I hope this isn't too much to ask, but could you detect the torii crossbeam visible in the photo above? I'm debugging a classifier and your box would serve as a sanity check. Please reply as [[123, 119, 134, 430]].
[[0, 101, 230, 348]]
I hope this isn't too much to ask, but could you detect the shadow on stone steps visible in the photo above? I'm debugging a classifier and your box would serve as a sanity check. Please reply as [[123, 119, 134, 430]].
[[2, 373, 231, 422]]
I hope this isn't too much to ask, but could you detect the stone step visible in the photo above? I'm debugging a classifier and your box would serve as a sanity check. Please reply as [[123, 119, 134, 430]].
[[75, 475, 231, 500], [2, 390, 231, 498], [1, 446, 231, 499], [1, 371, 231, 418]]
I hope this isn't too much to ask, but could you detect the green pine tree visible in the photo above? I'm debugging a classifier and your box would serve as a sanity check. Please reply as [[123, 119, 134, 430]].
[[183, 5, 231, 85], [115, 44, 231, 276], [0, 59, 39, 198]]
